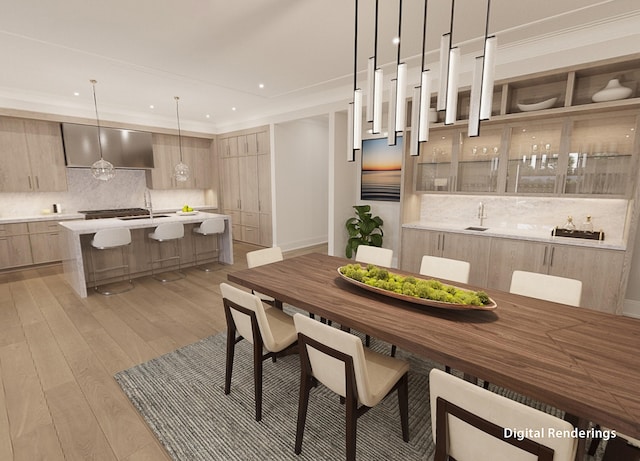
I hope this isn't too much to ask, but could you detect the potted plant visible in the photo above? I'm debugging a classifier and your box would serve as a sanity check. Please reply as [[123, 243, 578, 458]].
[[345, 205, 384, 258]]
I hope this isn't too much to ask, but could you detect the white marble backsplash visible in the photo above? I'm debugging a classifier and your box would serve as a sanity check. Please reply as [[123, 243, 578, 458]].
[[0, 169, 216, 218], [419, 194, 629, 243]]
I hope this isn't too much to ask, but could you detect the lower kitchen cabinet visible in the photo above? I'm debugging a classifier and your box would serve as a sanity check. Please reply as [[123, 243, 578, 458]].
[[488, 237, 624, 313], [400, 228, 491, 287], [0, 223, 32, 269], [402, 228, 624, 313], [28, 220, 64, 264]]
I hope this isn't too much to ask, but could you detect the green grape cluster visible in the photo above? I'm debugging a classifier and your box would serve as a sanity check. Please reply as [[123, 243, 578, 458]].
[[339, 263, 490, 306]]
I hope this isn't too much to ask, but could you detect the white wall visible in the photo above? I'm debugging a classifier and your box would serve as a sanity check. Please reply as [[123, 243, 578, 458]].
[[273, 117, 329, 251]]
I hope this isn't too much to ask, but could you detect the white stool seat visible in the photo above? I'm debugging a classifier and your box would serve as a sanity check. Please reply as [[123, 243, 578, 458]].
[[192, 219, 225, 271], [193, 218, 225, 235], [92, 228, 132, 249], [148, 222, 184, 241], [148, 222, 185, 282], [90, 228, 133, 295]]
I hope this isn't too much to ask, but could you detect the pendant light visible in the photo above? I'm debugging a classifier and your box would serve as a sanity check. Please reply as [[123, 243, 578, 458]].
[[173, 96, 190, 182], [349, 0, 362, 161], [89, 80, 115, 181]]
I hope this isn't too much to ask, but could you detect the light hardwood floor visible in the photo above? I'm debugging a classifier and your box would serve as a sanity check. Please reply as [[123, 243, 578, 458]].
[[0, 242, 326, 461]]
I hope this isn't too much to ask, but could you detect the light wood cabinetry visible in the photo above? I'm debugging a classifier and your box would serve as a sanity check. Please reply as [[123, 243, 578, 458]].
[[146, 134, 213, 190], [0, 117, 67, 192], [487, 237, 624, 313], [219, 127, 272, 246], [0, 223, 32, 269], [28, 220, 65, 264], [411, 55, 640, 199], [402, 227, 624, 313], [400, 228, 491, 287]]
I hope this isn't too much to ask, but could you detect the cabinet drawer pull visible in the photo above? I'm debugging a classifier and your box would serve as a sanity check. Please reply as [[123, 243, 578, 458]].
[[35, 176, 40, 189], [28, 176, 32, 189], [543, 246, 548, 266], [549, 247, 555, 266]]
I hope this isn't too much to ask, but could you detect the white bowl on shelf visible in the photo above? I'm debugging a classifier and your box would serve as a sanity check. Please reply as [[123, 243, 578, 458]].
[[517, 97, 558, 112]]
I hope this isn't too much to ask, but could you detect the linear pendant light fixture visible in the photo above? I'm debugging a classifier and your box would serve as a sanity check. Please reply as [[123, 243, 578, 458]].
[[366, 0, 383, 134], [389, 0, 405, 146], [89, 79, 115, 181], [173, 96, 190, 182], [469, 0, 497, 137], [348, 0, 361, 162], [410, 0, 431, 156]]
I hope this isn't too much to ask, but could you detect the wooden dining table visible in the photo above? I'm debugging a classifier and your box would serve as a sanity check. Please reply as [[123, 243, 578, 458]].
[[227, 252, 640, 458]]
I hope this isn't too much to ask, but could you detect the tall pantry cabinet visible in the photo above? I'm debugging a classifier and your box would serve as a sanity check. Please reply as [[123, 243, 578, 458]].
[[219, 127, 272, 246]]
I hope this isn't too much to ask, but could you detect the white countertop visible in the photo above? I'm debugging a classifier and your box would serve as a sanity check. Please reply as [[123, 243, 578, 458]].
[[59, 211, 229, 235], [403, 222, 625, 251]]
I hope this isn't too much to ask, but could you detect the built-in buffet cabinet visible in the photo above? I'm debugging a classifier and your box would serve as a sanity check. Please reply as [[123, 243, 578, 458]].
[[401, 227, 624, 313], [400, 55, 640, 314], [146, 133, 214, 190], [219, 127, 272, 246], [0, 116, 68, 192]]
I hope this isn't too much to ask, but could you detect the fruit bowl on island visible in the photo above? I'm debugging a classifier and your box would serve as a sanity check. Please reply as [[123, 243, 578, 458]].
[[338, 263, 497, 311], [176, 205, 198, 216]]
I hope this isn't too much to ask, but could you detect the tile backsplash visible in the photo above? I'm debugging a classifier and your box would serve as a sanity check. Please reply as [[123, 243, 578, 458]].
[[0, 169, 216, 218], [419, 194, 629, 243]]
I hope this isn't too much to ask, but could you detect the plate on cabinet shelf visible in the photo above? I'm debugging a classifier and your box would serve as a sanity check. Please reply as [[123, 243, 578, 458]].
[[176, 210, 199, 216], [517, 97, 558, 112]]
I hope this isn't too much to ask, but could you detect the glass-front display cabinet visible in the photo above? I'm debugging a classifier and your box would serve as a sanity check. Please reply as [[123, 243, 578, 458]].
[[415, 129, 459, 192], [505, 121, 565, 194], [565, 114, 637, 196], [457, 127, 504, 193]]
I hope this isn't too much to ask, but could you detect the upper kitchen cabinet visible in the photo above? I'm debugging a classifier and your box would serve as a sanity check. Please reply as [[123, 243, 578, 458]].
[[456, 126, 504, 193], [0, 117, 67, 192], [414, 128, 458, 192], [146, 133, 214, 190], [219, 127, 272, 246]]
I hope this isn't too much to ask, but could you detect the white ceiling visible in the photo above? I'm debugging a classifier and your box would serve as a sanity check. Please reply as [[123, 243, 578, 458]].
[[0, 0, 639, 134]]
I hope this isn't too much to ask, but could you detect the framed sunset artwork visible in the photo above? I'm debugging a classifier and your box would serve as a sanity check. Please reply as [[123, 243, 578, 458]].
[[361, 136, 403, 202]]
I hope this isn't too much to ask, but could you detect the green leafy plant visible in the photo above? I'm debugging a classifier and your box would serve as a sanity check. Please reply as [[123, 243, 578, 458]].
[[345, 205, 384, 259]]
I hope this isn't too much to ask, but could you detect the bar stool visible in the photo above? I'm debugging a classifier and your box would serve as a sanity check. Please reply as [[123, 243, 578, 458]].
[[148, 222, 185, 282], [192, 218, 225, 271], [90, 228, 134, 295]]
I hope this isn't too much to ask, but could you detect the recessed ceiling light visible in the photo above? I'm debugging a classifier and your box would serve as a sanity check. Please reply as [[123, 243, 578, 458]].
[[149, 105, 154, 109], [258, 83, 265, 89], [73, 92, 80, 96], [232, 107, 237, 111], [205, 114, 210, 119]]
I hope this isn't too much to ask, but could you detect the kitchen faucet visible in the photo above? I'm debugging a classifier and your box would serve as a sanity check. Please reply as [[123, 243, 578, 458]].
[[144, 188, 153, 219], [477, 202, 487, 227]]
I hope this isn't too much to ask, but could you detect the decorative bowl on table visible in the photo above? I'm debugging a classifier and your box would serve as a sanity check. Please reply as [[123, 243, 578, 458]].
[[176, 210, 199, 216], [517, 97, 558, 112], [337, 264, 497, 311]]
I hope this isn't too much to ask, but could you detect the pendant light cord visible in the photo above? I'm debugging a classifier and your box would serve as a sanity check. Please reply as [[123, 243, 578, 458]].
[[175, 96, 184, 163], [90, 79, 104, 160]]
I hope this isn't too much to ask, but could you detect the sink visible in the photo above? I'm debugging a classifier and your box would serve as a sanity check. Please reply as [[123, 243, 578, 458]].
[[464, 226, 489, 232], [118, 215, 170, 220]]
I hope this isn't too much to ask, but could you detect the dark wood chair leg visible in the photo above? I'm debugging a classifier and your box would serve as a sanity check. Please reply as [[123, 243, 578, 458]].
[[253, 340, 263, 422], [390, 345, 397, 357], [397, 373, 410, 442], [224, 326, 236, 395], [602, 435, 640, 461], [445, 365, 451, 374], [345, 393, 358, 461], [365, 334, 370, 347], [295, 373, 313, 454]]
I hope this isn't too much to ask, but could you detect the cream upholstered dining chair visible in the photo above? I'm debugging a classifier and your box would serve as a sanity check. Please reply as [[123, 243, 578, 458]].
[[355, 245, 393, 267], [419, 255, 471, 284], [429, 368, 577, 461], [220, 282, 298, 422], [354, 245, 394, 348], [510, 270, 582, 307], [246, 246, 284, 308], [416, 254, 471, 365], [293, 313, 409, 461]]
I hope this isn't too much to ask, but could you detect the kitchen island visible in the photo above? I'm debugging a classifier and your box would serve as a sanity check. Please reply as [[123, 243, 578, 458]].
[[60, 212, 233, 298]]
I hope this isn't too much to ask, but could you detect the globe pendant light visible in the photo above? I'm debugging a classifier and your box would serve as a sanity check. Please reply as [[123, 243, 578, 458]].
[[89, 80, 115, 181], [173, 96, 190, 182]]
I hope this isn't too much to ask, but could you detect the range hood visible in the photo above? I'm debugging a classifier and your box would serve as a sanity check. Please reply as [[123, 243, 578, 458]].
[[62, 123, 154, 169]]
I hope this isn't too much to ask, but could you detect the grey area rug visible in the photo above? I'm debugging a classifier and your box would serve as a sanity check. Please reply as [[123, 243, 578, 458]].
[[115, 332, 606, 461]]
